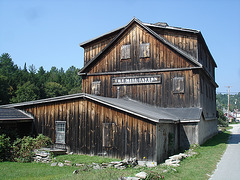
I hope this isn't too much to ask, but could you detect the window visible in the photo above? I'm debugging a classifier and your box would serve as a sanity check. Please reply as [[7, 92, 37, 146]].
[[56, 121, 66, 144], [139, 43, 150, 58], [92, 81, 101, 95], [173, 77, 184, 93], [121, 44, 131, 60], [102, 123, 115, 148]]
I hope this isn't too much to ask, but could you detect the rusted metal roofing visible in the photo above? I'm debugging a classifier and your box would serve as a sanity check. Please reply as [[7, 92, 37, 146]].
[[0, 108, 33, 122], [0, 93, 202, 123]]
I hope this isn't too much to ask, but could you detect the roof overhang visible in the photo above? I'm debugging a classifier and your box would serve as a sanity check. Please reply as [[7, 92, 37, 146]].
[[0, 93, 203, 125]]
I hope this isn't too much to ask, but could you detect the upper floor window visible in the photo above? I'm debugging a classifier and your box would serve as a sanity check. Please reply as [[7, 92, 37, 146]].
[[121, 44, 131, 60], [92, 81, 101, 95], [139, 43, 150, 58], [173, 77, 185, 93]]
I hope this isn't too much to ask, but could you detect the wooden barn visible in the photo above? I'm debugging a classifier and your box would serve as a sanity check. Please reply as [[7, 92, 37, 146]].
[[0, 18, 218, 163]]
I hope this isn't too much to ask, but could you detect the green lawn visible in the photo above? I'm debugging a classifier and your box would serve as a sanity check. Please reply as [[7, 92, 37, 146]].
[[0, 129, 231, 180]]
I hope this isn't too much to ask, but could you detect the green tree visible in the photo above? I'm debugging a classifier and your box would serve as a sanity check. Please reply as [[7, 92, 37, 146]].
[[64, 66, 82, 93], [10, 81, 40, 103], [217, 108, 228, 127], [0, 75, 9, 104], [0, 53, 19, 102], [44, 82, 67, 98]]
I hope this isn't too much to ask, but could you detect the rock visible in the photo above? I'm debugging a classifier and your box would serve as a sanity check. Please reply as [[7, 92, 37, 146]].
[[73, 170, 79, 174], [171, 168, 177, 172], [110, 161, 122, 165], [114, 163, 124, 168], [179, 153, 188, 158], [107, 163, 114, 168], [165, 159, 180, 166], [119, 177, 140, 180], [137, 161, 146, 166], [170, 163, 180, 167], [117, 166, 126, 170], [146, 161, 157, 168], [75, 163, 85, 167], [93, 164, 101, 170], [169, 154, 183, 161], [51, 162, 58, 166], [64, 160, 72, 163], [163, 169, 168, 173], [58, 162, 64, 167], [135, 172, 147, 179], [64, 163, 72, 166]]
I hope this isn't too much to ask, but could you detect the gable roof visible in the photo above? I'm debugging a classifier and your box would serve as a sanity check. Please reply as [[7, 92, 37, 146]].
[[79, 17, 203, 74], [0, 108, 33, 122], [79, 21, 200, 47], [0, 93, 202, 123]]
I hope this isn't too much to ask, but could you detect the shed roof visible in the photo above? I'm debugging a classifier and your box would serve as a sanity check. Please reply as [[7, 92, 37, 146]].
[[0, 93, 202, 124], [0, 108, 33, 122], [86, 95, 202, 123]]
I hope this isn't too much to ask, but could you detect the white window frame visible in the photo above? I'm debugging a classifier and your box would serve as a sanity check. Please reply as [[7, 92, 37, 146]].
[[55, 121, 66, 144]]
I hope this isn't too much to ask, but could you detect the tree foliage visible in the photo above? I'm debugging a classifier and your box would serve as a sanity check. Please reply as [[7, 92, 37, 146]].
[[0, 53, 82, 104], [216, 93, 240, 112]]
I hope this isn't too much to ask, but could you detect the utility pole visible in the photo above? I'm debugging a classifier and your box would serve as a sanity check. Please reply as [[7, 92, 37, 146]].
[[225, 86, 231, 122]]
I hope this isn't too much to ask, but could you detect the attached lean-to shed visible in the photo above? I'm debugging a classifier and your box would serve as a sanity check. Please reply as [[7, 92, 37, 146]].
[[0, 108, 33, 137]]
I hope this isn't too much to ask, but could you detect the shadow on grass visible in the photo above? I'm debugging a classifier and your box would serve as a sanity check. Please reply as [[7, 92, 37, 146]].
[[228, 134, 240, 144], [201, 131, 230, 147]]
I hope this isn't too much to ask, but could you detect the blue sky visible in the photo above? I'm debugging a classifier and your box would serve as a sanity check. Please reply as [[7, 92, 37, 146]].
[[0, 0, 239, 93]]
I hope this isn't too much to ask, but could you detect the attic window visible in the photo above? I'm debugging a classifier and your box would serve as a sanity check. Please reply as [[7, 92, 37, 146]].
[[173, 77, 184, 93], [121, 44, 131, 60], [139, 43, 150, 58]]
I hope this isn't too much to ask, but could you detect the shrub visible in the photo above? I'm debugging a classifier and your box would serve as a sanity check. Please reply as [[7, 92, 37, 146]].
[[0, 134, 12, 161], [35, 134, 53, 149], [12, 136, 36, 162], [217, 109, 228, 127], [12, 134, 53, 163]]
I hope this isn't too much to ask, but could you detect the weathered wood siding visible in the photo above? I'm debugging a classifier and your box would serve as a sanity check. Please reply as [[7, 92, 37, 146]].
[[83, 30, 121, 65], [198, 40, 215, 79], [81, 23, 201, 108], [200, 71, 217, 119], [21, 98, 157, 161], [149, 27, 198, 59], [83, 70, 200, 108], [85, 24, 194, 74]]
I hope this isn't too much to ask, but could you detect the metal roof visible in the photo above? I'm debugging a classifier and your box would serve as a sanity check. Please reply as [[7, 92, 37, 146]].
[[79, 20, 200, 47], [0, 108, 33, 121], [0, 93, 202, 123], [86, 95, 202, 123]]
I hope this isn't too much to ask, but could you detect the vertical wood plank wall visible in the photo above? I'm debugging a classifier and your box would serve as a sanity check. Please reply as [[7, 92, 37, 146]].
[[21, 98, 157, 161], [83, 70, 200, 108], [81, 24, 201, 108], [86, 24, 195, 74]]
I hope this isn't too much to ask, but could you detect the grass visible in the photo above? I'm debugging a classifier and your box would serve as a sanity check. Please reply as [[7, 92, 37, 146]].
[[0, 129, 231, 180]]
